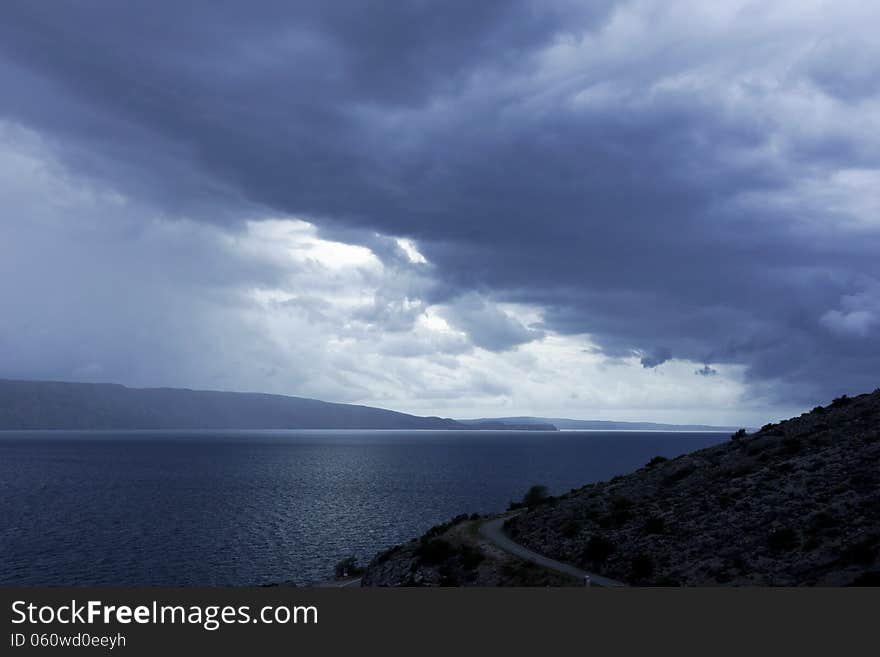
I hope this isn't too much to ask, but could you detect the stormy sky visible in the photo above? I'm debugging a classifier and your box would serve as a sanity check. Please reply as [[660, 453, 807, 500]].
[[1, 1, 878, 425]]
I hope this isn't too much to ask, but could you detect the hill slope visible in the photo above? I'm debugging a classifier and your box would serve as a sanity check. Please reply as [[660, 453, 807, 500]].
[[0, 379, 463, 430], [363, 389, 880, 586], [506, 390, 880, 585]]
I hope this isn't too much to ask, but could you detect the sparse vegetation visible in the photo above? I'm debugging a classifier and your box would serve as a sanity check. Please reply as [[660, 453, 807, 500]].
[[662, 465, 695, 485], [499, 389, 880, 586], [415, 539, 456, 565], [522, 484, 550, 507], [781, 437, 801, 455], [767, 527, 798, 551], [364, 389, 880, 587], [561, 519, 582, 538], [830, 395, 852, 408], [840, 537, 878, 565], [806, 511, 838, 535], [643, 515, 665, 534], [584, 535, 615, 563], [458, 543, 485, 570]]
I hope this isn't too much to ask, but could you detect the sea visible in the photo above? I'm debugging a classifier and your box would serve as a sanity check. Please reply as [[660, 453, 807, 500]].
[[0, 430, 725, 586]]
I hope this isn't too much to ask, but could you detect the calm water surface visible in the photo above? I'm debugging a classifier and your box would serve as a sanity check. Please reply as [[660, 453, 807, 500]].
[[0, 430, 725, 585]]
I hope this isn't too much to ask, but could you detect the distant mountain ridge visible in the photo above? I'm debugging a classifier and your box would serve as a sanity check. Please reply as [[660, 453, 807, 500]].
[[0, 379, 463, 430], [0, 379, 736, 432], [461, 416, 742, 432]]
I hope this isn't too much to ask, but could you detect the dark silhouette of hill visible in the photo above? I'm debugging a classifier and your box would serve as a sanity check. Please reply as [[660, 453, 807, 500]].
[[0, 379, 463, 430]]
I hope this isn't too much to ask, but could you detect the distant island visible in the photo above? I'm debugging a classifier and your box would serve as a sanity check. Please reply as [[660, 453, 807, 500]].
[[363, 389, 880, 586], [459, 416, 743, 433]]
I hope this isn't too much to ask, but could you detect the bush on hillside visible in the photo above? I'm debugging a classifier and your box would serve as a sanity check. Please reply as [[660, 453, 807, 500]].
[[521, 484, 550, 507], [334, 556, 364, 578]]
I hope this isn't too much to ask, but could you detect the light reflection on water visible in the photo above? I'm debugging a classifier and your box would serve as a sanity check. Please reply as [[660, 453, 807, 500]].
[[0, 429, 724, 585]]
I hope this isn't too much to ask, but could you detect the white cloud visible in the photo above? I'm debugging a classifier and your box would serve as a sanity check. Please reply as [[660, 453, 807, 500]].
[[820, 279, 880, 338], [395, 237, 428, 264]]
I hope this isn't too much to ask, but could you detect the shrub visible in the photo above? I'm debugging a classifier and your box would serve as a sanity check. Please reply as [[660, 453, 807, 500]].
[[334, 556, 364, 578], [767, 527, 799, 551], [645, 455, 668, 468], [458, 544, 485, 570], [561, 519, 582, 539], [807, 458, 826, 472], [781, 437, 802, 455], [521, 484, 550, 507], [811, 405, 825, 414], [415, 539, 456, 565], [840, 536, 878, 565], [662, 465, 695, 486], [584, 535, 615, 563], [830, 395, 852, 408], [731, 428, 747, 440], [598, 504, 631, 528], [802, 536, 821, 551], [643, 516, 665, 534], [760, 422, 784, 437], [631, 554, 655, 580]]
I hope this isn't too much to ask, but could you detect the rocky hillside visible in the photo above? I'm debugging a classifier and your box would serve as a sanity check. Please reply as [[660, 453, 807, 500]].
[[363, 389, 880, 586], [507, 390, 880, 585]]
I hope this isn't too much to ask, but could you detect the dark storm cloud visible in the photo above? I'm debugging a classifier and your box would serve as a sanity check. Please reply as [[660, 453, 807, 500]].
[[1, 1, 879, 407], [441, 294, 543, 352], [640, 348, 672, 369]]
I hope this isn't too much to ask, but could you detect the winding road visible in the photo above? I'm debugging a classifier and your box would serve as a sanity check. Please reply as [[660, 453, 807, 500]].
[[479, 515, 625, 587]]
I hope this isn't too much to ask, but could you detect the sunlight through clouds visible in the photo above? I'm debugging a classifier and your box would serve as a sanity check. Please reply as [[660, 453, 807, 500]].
[[3, 1, 879, 424]]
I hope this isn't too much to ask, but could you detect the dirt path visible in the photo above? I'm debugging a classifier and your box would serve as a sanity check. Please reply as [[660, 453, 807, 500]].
[[479, 515, 625, 587]]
